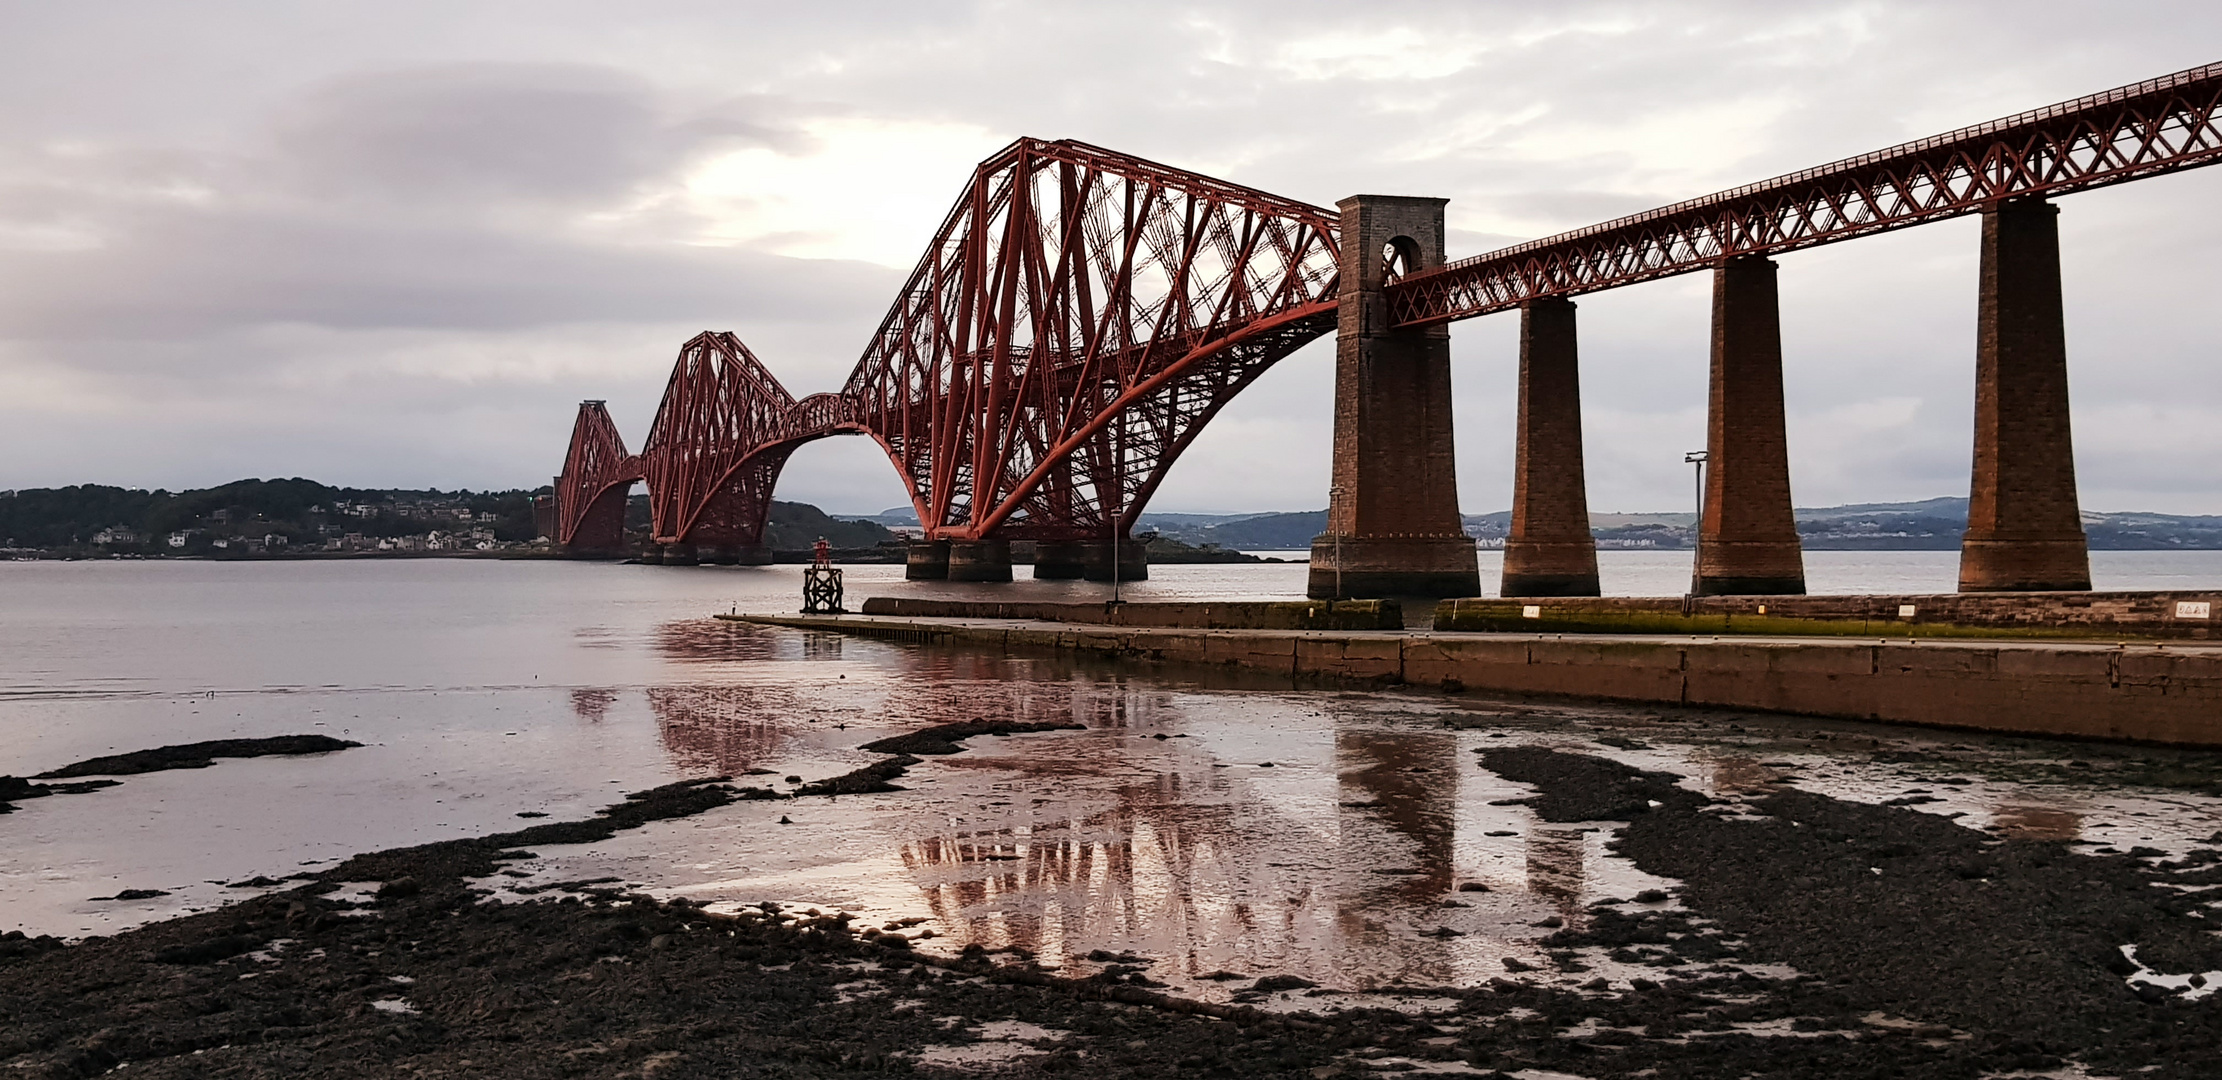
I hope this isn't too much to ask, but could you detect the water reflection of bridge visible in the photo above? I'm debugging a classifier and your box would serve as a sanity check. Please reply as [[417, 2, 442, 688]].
[[624, 619, 1619, 986], [889, 724, 1558, 987]]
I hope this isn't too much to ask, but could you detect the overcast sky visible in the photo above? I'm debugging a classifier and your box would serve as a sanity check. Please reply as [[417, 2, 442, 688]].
[[2, 2, 2217, 515]]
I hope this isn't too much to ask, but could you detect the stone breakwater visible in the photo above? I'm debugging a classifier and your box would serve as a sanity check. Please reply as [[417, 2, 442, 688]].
[[738, 612, 2222, 747]]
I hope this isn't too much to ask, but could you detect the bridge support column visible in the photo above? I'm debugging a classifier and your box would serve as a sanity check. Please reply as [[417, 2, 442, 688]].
[[1502, 296, 1601, 597], [660, 542, 699, 567], [734, 544, 773, 566], [1308, 195, 1480, 600], [1694, 255, 1806, 596], [1080, 539, 1147, 582], [947, 539, 1013, 582], [1960, 197, 2091, 592], [565, 483, 632, 558], [1033, 540, 1088, 579], [905, 540, 951, 580]]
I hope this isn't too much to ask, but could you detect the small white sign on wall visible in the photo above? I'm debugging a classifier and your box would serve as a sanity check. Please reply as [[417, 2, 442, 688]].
[[1522, 605, 1542, 619], [2176, 601, 2211, 620], [1898, 604, 1918, 618]]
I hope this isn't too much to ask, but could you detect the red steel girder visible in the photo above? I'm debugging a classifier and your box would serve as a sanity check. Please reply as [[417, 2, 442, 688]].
[[554, 400, 641, 550], [836, 138, 1342, 540], [556, 62, 2222, 556], [1389, 61, 2222, 326], [640, 332, 801, 547]]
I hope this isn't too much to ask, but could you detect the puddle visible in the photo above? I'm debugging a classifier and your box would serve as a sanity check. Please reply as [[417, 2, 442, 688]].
[[2120, 944, 2222, 1002], [914, 1019, 1067, 1069], [439, 652, 2222, 1003]]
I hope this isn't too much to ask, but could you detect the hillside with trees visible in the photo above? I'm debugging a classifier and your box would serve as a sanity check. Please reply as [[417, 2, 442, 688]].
[[1, 479, 544, 557]]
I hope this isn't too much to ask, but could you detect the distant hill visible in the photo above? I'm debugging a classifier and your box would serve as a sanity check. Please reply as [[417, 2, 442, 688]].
[[1130, 496, 2222, 551], [1, 480, 904, 558], [1155, 510, 1324, 550], [764, 501, 900, 550], [855, 506, 922, 527], [1, 479, 543, 555]]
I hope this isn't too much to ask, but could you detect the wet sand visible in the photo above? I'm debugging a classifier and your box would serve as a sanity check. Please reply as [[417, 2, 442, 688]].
[[5, 697, 2222, 1077], [8, 564, 2222, 1074]]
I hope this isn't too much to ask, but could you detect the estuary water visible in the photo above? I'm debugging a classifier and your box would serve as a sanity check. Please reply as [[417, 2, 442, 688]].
[[3, 553, 2220, 998]]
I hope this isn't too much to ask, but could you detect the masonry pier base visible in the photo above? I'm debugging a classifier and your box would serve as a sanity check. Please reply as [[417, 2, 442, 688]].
[[947, 539, 1013, 582]]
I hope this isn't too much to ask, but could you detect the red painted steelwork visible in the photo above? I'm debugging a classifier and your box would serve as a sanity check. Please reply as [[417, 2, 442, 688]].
[[559, 139, 1342, 553], [639, 332, 800, 549], [553, 401, 641, 551], [837, 139, 1341, 540], [1388, 61, 2222, 326], [557, 64, 2222, 556]]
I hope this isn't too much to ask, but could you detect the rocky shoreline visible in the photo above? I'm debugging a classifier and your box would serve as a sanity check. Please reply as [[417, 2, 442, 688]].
[[2, 736, 361, 815], [5, 724, 2221, 1077]]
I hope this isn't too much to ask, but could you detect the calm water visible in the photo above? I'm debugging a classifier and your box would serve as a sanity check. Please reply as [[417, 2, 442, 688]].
[[3, 554, 2219, 997]]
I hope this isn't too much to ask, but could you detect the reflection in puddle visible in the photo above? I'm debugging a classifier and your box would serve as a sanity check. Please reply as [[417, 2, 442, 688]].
[[1525, 829, 1586, 914], [655, 620, 787, 663], [570, 687, 618, 723], [478, 636, 2222, 1000], [802, 633, 844, 662], [1706, 755, 1784, 796], [1338, 729, 1457, 900], [651, 686, 798, 776], [507, 653, 1699, 995], [1994, 804, 2082, 841]]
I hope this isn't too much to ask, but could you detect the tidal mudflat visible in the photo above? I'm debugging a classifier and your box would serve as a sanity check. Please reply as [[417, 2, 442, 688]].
[[7, 656, 2222, 1076], [5, 561, 2221, 1075]]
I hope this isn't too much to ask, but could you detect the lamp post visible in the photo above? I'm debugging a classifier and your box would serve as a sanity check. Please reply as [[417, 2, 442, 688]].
[[1110, 513, 1122, 606], [1684, 451, 1708, 594], [1328, 483, 1346, 602]]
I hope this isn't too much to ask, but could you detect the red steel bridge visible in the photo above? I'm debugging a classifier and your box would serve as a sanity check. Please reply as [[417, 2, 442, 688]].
[[549, 62, 2222, 592]]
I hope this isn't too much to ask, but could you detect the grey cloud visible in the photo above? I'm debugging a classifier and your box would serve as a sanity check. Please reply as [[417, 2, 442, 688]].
[[270, 64, 804, 208], [2, 2, 2220, 512], [0, 62, 889, 344], [0, 203, 895, 341]]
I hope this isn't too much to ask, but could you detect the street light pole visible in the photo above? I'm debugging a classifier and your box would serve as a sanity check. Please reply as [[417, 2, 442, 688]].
[[1110, 512, 1122, 605], [1684, 451, 1708, 594], [1328, 484, 1346, 603]]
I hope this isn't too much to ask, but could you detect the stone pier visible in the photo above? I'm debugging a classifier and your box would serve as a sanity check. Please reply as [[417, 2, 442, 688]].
[[947, 539, 1013, 582], [1308, 194, 1480, 600], [1029, 539, 1145, 581], [1080, 539, 1147, 582], [694, 544, 772, 566], [1501, 296, 1601, 597], [1694, 255, 1806, 596], [905, 540, 951, 580], [1031, 540, 1088, 580], [1960, 197, 2091, 592]]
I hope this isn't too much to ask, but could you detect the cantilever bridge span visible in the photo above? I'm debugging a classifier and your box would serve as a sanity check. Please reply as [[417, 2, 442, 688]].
[[551, 137, 1342, 577], [551, 62, 2222, 592]]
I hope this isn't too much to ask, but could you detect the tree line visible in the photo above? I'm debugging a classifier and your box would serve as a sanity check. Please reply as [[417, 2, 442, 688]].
[[0, 478, 548, 552]]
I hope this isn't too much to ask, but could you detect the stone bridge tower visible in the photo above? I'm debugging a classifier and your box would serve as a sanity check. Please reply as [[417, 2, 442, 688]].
[[1309, 196, 1481, 600]]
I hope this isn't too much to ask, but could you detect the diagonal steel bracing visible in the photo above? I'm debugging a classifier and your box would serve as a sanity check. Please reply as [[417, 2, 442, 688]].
[[555, 63, 2222, 554], [1388, 61, 2222, 326]]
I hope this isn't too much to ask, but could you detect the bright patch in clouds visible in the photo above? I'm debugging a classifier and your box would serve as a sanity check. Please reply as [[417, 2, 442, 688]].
[[1272, 28, 1496, 81], [684, 118, 1005, 268]]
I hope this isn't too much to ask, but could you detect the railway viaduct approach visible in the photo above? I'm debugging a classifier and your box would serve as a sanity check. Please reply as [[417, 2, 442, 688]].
[[549, 62, 2222, 598]]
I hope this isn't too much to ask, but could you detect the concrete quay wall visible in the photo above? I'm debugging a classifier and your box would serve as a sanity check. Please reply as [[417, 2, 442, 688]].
[[1439, 590, 2221, 639], [740, 614, 2222, 747], [857, 597, 1405, 631]]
